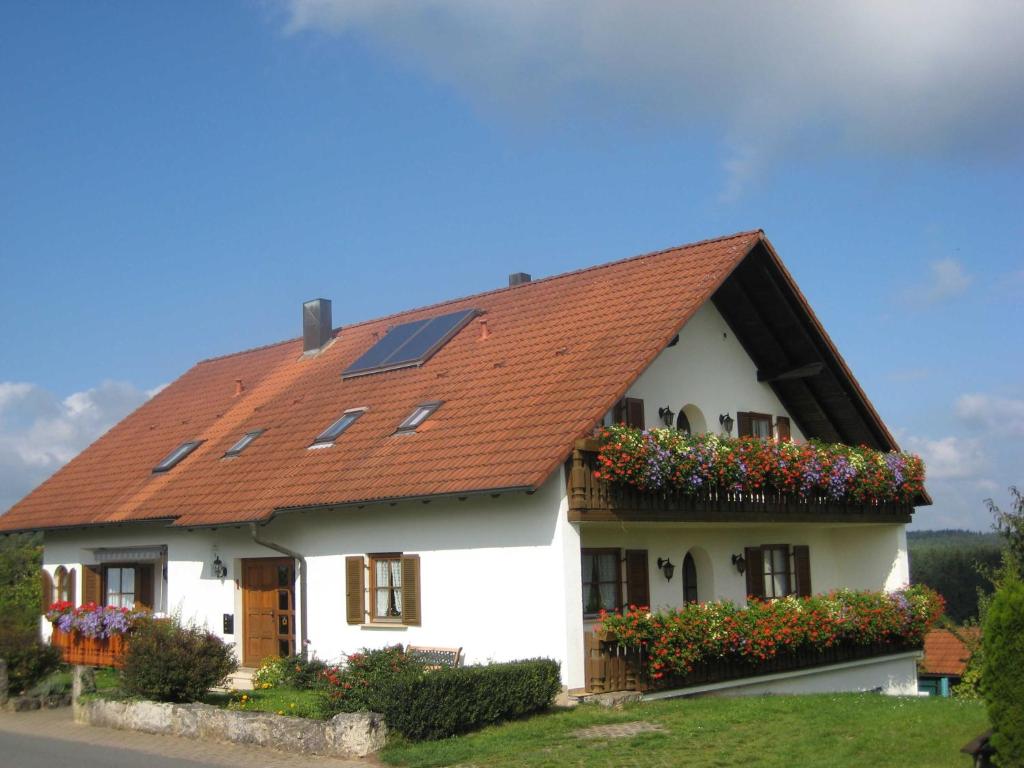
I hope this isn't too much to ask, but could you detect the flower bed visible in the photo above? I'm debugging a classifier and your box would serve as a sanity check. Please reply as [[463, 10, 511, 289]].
[[598, 586, 944, 686], [46, 602, 150, 668], [594, 425, 925, 505]]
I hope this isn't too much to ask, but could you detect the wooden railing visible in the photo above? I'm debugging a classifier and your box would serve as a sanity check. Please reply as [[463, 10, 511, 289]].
[[584, 631, 919, 693], [567, 438, 914, 524]]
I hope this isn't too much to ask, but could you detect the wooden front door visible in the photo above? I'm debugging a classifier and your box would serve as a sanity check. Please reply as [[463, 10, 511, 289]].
[[242, 558, 295, 667]]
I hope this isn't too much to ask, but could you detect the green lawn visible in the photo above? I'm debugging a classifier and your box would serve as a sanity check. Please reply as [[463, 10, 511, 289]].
[[379, 694, 988, 768], [204, 686, 328, 719]]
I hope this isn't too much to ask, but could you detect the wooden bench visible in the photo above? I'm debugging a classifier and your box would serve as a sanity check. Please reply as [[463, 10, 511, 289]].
[[406, 645, 462, 670]]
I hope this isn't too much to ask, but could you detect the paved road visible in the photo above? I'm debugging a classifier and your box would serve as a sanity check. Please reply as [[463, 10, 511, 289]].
[[0, 707, 371, 768]]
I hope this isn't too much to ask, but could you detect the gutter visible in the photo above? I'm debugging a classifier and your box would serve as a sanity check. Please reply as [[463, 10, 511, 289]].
[[249, 523, 309, 659]]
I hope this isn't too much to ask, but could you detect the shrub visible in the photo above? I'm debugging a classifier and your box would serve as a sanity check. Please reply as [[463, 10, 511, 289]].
[[0, 627, 62, 694], [252, 653, 328, 690], [982, 575, 1024, 766], [382, 659, 561, 741], [319, 645, 423, 714], [121, 618, 237, 702]]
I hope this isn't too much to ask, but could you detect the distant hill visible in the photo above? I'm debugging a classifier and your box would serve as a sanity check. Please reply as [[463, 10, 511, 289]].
[[908, 529, 1002, 623]]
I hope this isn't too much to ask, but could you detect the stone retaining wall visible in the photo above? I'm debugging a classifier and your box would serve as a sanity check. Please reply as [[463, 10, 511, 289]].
[[75, 697, 387, 758]]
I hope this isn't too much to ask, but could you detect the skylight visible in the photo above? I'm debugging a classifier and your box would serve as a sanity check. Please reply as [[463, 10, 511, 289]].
[[153, 440, 203, 473], [342, 308, 481, 379], [224, 430, 264, 458], [396, 402, 443, 433], [311, 409, 366, 446]]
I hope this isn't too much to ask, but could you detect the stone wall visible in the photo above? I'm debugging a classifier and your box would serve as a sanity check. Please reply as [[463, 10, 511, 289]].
[[75, 698, 387, 758]]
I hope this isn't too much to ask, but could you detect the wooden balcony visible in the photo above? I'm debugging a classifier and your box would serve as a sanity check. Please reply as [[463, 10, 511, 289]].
[[567, 438, 914, 525]]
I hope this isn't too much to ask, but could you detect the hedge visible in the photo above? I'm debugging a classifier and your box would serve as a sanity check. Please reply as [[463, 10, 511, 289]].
[[982, 577, 1024, 767], [382, 658, 561, 741]]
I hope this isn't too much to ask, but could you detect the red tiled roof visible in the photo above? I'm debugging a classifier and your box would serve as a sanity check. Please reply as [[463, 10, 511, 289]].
[[0, 230, 884, 531], [922, 629, 978, 676]]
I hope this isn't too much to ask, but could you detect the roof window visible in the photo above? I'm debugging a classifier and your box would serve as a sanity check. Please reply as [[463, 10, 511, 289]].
[[342, 308, 481, 379], [153, 440, 203, 473], [396, 401, 443, 433], [311, 408, 366, 447], [224, 430, 264, 458]]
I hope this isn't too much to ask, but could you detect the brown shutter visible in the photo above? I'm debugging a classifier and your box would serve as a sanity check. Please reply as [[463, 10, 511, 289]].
[[624, 550, 650, 609], [400, 555, 421, 626], [67, 568, 77, 607], [613, 399, 626, 424], [41, 570, 54, 613], [776, 416, 791, 442], [83, 565, 102, 605], [744, 547, 765, 600], [625, 398, 645, 429], [346, 556, 365, 625], [793, 545, 812, 597], [737, 412, 753, 437], [136, 564, 155, 609]]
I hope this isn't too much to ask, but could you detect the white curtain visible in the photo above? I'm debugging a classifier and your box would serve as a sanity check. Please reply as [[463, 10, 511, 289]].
[[375, 559, 403, 617]]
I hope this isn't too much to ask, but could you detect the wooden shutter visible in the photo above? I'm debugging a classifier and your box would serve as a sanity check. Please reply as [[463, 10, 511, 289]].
[[793, 545, 812, 597], [744, 547, 765, 600], [400, 554, 421, 626], [776, 416, 791, 442], [624, 550, 650, 609], [737, 412, 753, 437], [41, 570, 53, 613], [345, 556, 365, 625], [83, 564, 102, 605], [136, 564, 155, 609], [67, 568, 77, 607]]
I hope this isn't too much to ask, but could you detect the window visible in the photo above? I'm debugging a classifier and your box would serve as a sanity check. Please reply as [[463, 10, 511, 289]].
[[312, 408, 366, 446], [582, 549, 621, 616], [224, 429, 264, 457], [346, 554, 421, 626], [396, 401, 443, 433], [153, 440, 203, 473], [612, 397, 645, 429], [343, 308, 481, 378], [761, 545, 792, 598], [737, 412, 772, 438], [54, 566, 75, 604], [682, 553, 698, 604], [101, 564, 155, 609], [743, 544, 811, 600]]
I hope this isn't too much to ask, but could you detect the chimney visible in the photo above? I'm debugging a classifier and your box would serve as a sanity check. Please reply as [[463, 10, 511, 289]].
[[508, 272, 531, 287], [302, 298, 333, 353]]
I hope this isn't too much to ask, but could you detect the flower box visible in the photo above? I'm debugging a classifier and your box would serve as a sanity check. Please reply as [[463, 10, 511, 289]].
[[51, 627, 127, 668]]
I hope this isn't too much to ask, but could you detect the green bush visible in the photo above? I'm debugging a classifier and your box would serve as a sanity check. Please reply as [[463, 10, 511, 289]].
[[383, 658, 561, 741], [319, 645, 423, 714], [0, 627, 62, 694], [982, 575, 1024, 766], [121, 618, 237, 702], [252, 653, 328, 690]]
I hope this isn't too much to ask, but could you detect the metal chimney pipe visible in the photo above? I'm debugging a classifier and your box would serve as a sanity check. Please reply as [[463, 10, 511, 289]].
[[302, 299, 332, 353], [508, 272, 531, 287]]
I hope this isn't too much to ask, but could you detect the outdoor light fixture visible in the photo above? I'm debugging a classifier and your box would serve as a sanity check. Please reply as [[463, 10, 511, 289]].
[[657, 557, 676, 582], [731, 553, 747, 575], [212, 555, 228, 579], [658, 406, 676, 427], [719, 413, 734, 436]]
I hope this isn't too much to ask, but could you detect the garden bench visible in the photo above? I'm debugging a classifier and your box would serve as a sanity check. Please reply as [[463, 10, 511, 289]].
[[406, 645, 462, 670]]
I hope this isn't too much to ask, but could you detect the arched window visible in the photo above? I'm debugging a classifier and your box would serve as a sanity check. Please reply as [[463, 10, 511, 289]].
[[682, 553, 698, 603], [676, 410, 691, 434], [680, 404, 708, 435], [54, 566, 69, 602]]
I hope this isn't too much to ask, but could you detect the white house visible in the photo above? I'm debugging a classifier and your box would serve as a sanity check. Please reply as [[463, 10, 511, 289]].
[[2, 230, 927, 695]]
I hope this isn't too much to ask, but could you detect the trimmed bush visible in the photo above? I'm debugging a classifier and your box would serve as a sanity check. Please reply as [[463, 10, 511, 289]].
[[0, 628, 62, 694], [121, 618, 237, 702], [383, 658, 561, 741], [982, 576, 1024, 767], [319, 645, 423, 714]]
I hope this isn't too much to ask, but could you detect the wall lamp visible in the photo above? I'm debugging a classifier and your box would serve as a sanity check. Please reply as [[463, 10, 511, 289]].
[[212, 554, 228, 580], [657, 557, 676, 582], [731, 553, 747, 575], [719, 413, 734, 436], [658, 406, 676, 427]]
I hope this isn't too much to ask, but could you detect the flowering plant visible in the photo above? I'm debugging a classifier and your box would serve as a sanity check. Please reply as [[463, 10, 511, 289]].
[[594, 425, 925, 505], [46, 601, 150, 639], [598, 585, 944, 682]]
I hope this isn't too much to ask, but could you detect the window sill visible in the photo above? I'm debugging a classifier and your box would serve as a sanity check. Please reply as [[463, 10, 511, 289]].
[[360, 623, 408, 631]]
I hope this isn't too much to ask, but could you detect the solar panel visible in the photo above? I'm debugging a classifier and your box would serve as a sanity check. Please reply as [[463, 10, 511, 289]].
[[343, 308, 481, 378]]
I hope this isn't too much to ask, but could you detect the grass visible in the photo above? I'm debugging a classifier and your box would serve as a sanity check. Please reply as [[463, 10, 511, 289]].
[[379, 693, 988, 768], [204, 686, 328, 719]]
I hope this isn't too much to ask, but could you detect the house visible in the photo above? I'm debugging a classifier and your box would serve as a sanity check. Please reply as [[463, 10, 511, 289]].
[[919, 628, 977, 696], [0, 230, 927, 694]]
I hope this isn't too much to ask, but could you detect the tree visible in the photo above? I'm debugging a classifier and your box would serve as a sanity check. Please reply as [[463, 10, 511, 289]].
[[988, 487, 1024, 575]]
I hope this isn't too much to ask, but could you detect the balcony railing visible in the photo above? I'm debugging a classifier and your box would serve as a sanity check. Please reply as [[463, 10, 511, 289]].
[[567, 438, 915, 524]]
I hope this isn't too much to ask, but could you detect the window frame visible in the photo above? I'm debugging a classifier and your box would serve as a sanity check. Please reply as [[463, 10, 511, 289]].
[[311, 408, 367, 447], [738, 411, 773, 439], [395, 401, 443, 433], [760, 544, 794, 599], [581, 547, 622, 618], [153, 440, 203, 473], [102, 564, 138, 609], [368, 553, 404, 624], [224, 429, 265, 458]]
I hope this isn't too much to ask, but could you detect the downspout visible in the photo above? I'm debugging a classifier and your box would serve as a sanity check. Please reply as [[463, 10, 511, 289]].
[[249, 523, 309, 658]]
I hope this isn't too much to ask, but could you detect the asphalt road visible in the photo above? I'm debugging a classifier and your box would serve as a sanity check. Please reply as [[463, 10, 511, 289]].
[[0, 727, 216, 768]]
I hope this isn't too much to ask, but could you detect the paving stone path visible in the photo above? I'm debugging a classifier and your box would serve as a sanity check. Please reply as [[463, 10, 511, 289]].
[[0, 706, 372, 767], [573, 721, 666, 740]]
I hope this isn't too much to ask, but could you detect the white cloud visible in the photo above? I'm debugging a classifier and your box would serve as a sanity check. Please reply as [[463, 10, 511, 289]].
[[0, 380, 154, 513], [279, 1, 1024, 196], [955, 393, 1024, 436], [902, 434, 989, 481]]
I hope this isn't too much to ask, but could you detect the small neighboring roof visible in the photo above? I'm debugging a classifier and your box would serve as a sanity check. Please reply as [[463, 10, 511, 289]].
[[921, 628, 978, 676], [0, 229, 917, 533]]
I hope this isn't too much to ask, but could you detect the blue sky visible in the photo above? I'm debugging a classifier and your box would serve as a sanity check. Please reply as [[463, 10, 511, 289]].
[[1, 1, 1021, 529]]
